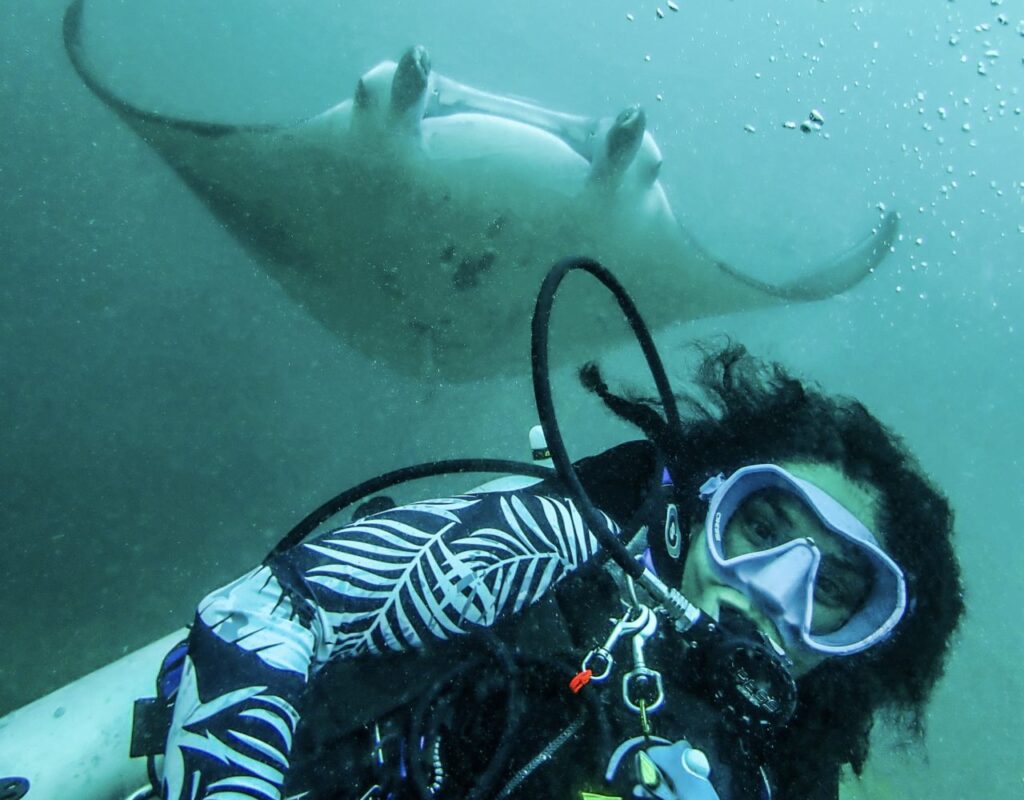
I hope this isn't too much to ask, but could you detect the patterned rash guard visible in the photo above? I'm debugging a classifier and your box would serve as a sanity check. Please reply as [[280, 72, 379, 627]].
[[160, 487, 620, 800]]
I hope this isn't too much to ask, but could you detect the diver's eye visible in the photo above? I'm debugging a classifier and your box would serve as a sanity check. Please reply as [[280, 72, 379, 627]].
[[749, 521, 779, 545], [814, 574, 845, 606], [814, 565, 869, 612], [726, 490, 794, 557]]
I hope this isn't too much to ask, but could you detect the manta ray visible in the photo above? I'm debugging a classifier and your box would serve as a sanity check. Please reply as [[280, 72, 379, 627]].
[[64, 0, 898, 381]]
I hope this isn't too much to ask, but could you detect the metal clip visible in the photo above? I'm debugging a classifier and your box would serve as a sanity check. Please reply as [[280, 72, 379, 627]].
[[581, 605, 653, 682], [623, 609, 664, 714]]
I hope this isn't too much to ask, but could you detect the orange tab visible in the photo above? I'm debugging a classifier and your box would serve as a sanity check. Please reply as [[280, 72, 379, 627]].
[[569, 668, 593, 694]]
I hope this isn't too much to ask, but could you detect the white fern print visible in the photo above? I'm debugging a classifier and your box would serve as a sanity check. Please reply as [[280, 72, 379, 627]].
[[290, 491, 613, 659]]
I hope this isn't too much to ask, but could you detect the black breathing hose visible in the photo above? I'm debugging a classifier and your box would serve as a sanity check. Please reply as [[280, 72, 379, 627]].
[[267, 459, 555, 559], [530, 256, 682, 581]]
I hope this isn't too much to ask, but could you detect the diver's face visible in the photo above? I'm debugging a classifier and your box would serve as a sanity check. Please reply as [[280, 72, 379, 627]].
[[679, 461, 885, 677]]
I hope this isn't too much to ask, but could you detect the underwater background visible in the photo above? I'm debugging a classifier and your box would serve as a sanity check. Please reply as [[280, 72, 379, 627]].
[[0, 0, 1020, 797]]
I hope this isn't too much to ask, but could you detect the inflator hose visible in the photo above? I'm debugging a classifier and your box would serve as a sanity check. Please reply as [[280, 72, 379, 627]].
[[267, 459, 555, 559], [531, 256, 682, 581]]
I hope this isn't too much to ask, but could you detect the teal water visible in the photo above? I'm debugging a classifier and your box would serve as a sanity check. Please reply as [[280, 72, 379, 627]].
[[0, 1, 1020, 797]]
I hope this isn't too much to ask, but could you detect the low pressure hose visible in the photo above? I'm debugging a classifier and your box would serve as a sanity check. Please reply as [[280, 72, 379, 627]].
[[268, 459, 555, 559]]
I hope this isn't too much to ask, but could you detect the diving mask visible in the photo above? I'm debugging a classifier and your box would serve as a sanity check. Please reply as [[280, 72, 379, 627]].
[[698, 465, 906, 656]]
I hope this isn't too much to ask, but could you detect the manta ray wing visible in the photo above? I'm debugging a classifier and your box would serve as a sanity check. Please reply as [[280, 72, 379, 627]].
[[714, 212, 899, 301]]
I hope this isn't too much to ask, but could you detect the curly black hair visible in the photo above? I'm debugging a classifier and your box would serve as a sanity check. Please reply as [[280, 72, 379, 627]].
[[580, 342, 964, 799]]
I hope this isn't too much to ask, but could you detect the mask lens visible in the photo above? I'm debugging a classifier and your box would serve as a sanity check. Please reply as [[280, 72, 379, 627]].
[[807, 545, 875, 634], [722, 488, 876, 634], [722, 488, 799, 559]]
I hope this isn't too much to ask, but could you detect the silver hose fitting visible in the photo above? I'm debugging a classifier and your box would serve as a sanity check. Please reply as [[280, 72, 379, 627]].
[[636, 569, 703, 632]]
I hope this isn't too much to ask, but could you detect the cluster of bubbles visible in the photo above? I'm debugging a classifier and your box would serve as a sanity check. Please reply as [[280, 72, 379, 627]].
[[624, 1, 679, 24], [619, 0, 1022, 301], [741, 111, 827, 136], [782, 109, 826, 134], [876, 0, 1023, 304], [625, 0, 680, 101]]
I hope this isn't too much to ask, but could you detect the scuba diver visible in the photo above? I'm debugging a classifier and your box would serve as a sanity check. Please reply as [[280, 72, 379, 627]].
[[148, 260, 963, 800]]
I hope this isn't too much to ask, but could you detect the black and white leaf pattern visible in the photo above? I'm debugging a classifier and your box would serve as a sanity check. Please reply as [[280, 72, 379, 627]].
[[285, 490, 612, 658]]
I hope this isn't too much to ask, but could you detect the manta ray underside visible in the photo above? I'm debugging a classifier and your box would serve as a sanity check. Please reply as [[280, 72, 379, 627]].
[[64, 0, 898, 381]]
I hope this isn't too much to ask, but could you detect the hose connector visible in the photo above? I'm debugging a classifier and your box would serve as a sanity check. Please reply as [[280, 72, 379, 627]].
[[636, 569, 703, 632]]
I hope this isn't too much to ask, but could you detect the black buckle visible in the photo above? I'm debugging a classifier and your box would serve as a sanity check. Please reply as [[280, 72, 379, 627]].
[[130, 697, 173, 759]]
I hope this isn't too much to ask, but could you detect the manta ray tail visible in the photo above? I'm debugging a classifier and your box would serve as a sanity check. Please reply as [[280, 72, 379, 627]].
[[717, 211, 899, 301]]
